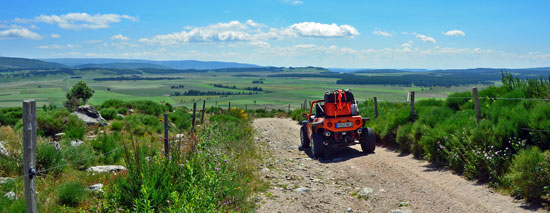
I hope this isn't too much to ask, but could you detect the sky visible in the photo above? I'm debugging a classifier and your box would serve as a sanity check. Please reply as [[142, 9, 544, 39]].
[[0, 0, 549, 69]]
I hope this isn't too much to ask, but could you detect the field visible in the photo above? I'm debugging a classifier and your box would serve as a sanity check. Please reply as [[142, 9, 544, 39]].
[[0, 68, 492, 109]]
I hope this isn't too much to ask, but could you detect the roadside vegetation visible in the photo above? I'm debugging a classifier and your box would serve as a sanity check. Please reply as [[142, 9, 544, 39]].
[[0, 81, 266, 211], [358, 73, 550, 203]]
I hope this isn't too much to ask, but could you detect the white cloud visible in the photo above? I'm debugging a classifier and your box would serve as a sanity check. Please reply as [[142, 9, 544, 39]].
[[443, 30, 466, 36], [139, 20, 360, 45], [111, 34, 128, 41], [286, 22, 359, 38], [37, 44, 79, 49], [250, 41, 271, 48], [291, 1, 304, 5], [50, 33, 60, 38], [372, 29, 393, 37], [416, 34, 436, 43], [402, 41, 413, 48], [29, 13, 136, 30], [0, 28, 41, 40]]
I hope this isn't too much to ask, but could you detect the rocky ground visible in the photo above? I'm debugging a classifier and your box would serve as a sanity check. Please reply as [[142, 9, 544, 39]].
[[253, 118, 544, 213]]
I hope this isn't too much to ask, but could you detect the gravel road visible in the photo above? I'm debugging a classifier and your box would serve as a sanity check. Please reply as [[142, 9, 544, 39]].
[[253, 118, 544, 213]]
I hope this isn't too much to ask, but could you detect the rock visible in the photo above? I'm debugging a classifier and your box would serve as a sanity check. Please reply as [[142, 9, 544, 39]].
[[117, 113, 125, 118], [346, 207, 353, 212], [0, 177, 13, 184], [54, 133, 65, 141], [176, 134, 185, 139], [49, 141, 61, 151], [294, 187, 310, 193], [77, 104, 103, 119], [331, 157, 345, 162], [0, 141, 8, 156], [358, 187, 373, 197], [87, 165, 126, 173], [388, 209, 412, 213], [73, 105, 106, 126], [71, 139, 84, 147], [4, 191, 15, 200], [287, 145, 298, 149], [399, 201, 409, 207], [87, 183, 104, 193]]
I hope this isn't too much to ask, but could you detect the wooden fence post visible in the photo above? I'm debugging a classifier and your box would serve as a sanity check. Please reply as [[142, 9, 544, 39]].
[[210, 105, 213, 116], [228, 102, 231, 111], [473, 87, 481, 124], [374, 97, 378, 119], [409, 91, 415, 122], [264, 105, 267, 111], [201, 100, 206, 124], [288, 104, 291, 112], [163, 113, 170, 155], [192, 102, 197, 131], [245, 104, 247, 111], [23, 100, 37, 213]]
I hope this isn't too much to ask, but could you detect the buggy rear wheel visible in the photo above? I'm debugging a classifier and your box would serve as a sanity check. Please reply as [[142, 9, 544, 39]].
[[300, 126, 310, 148], [311, 133, 325, 158], [360, 128, 376, 153]]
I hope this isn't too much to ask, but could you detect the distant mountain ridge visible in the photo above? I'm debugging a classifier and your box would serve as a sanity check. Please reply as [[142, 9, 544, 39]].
[[0, 56, 66, 69], [74, 63, 170, 69], [42, 58, 262, 70]]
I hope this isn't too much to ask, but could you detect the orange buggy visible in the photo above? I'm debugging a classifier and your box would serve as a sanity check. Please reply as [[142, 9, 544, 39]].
[[300, 89, 376, 158]]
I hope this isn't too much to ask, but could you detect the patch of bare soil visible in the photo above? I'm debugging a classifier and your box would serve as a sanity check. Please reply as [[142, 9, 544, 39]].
[[253, 118, 544, 213]]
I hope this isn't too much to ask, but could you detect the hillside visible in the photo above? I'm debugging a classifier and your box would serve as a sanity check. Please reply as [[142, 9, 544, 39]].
[[74, 63, 170, 69], [42, 58, 262, 70], [0, 56, 66, 69]]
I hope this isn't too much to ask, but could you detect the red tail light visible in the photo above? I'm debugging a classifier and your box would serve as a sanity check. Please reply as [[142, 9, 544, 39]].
[[355, 120, 361, 125], [327, 122, 333, 127]]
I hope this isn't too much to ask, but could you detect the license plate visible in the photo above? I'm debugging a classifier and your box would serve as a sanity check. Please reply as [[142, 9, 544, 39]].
[[335, 122, 353, 128]]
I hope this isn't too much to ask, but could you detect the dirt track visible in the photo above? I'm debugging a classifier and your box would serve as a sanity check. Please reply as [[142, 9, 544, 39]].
[[253, 118, 544, 213]]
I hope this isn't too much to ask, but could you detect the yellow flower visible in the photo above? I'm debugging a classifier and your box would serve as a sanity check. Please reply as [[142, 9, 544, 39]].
[[245, 165, 248, 170]]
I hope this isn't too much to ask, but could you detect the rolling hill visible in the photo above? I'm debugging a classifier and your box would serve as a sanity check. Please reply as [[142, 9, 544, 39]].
[[42, 58, 262, 70], [0, 56, 66, 69]]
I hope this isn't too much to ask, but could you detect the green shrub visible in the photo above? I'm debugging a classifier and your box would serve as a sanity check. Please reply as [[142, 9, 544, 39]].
[[91, 132, 123, 164], [169, 108, 192, 130], [506, 147, 550, 202], [63, 142, 94, 170], [100, 108, 118, 120], [37, 109, 69, 137], [110, 120, 124, 131], [445, 91, 471, 111], [64, 114, 86, 140], [210, 114, 240, 123], [396, 123, 413, 152], [57, 181, 86, 207], [528, 103, 550, 149], [0, 107, 22, 126], [124, 115, 162, 135], [117, 107, 127, 115], [290, 109, 307, 121], [37, 143, 65, 175], [0, 155, 20, 177]]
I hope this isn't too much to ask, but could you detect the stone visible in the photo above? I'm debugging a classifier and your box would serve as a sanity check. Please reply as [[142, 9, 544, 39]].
[[49, 141, 61, 151], [87, 183, 104, 193], [399, 201, 409, 207], [358, 187, 373, 197], [0, 141, 8, 156], [0, 177, 13, 184], [54, 133, 65, 141], [4, 191, 15, 200], [294, 187, 310, 193], [73, 105, 106, 126], [346, 207, 353, 212], [86, 165, 126, 173], [388, 209, 412, 213], [71, 139, 84, 147]]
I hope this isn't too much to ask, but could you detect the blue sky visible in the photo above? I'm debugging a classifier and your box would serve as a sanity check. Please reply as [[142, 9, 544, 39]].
[[0, 0, 549, 69]]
